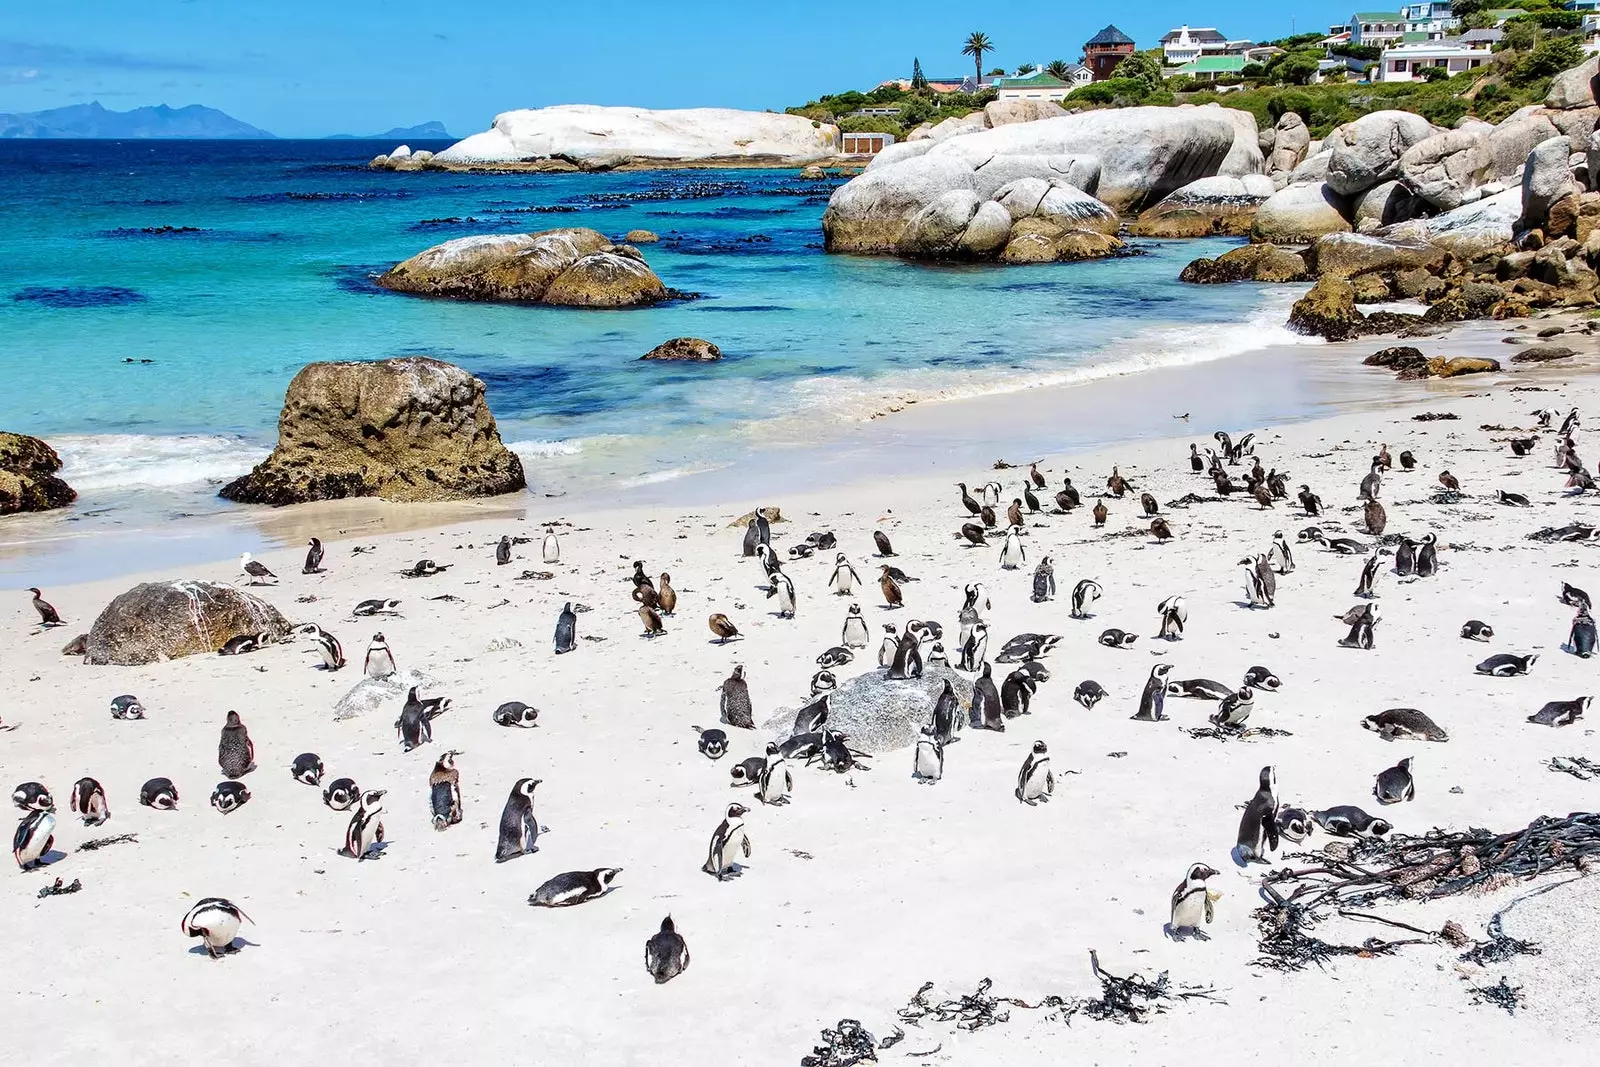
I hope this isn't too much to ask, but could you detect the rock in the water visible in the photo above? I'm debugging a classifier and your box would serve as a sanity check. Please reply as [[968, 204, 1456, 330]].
[[821, 156, 981, 253], [84, 580, 292, 666], [1521, 135, 1578, 234], [220, 357, 526, 506], [1546, 56, 1600, 111], [625, 229, 660, 243], [894, 191, 1011, 259], [1000, 218, 1124, 264], [435, 105, 839, 168], [766, 664, 974, 753], [1252, 182, 1352, 243], [0, 431, 77, 514], [990, 178, 1118, 231], [1394, 267, 1447, 300], [1127, 174, 1275, 238], [1511, 343, 1579, 363], [1179, 243, 1309, 284], [1426, 356, 1501, 377], [1398, 129, 1494, 211], [1288, 277, 1365, 340], [1312, 233, 1447, 279], [376, 227, 669, 306], [641, 337, 722, 362], [1325, 110, 1436, 197], [1363, 345, 1427, 369]]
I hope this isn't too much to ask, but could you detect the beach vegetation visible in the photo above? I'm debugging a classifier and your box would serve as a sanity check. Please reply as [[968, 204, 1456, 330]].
[[962, 31, 995, 85]]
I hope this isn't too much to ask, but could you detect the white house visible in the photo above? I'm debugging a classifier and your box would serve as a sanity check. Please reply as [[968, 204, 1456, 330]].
[[995, 70, 1073, 102], [1401, 0, 1459, 36], [1161, 26, 1227, 64], [1350, 11, 1408, 47], [1377, 36, 1490, 81]]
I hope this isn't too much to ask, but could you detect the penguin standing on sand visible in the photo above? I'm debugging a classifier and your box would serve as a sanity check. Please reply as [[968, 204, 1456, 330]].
[[959, 621, 989, 673], [1570, 607, 1597, 658], [878, 625, 899, 667], [70, 777, 110, 826], [218, 712, 255, 778], [1071, 579, 1102, 619], [1156, 595, 1186, 640], [719, 666, 754, 728], [554, 602, 577, 653], [542, 528, 561, 564], [767, 571, 796, 619], [912, 725, 944, 782], [999, 526, 1026, 570], [396, 687, 450, 752], [1415, 533, 1438, 577], [1015, 741, 1055, 805], [1355, 551, 1382, 599], [742, 517, 760, 558], [971, 663, 1004, 730], [303, 537, 325, 574], [703, 803, 752, 881], [1134, 663, 1174, 721], [1241, 558, 1272, 608], [1170, 863, 1221, 940], [13, 809, 54, 870], [841, 604, 869, 648], [495, 535, 512, 566], [1002, 667, 1037, 718], [873, 530, 895, 557], [1210, 687, 1255, 728], [756, 743, 792, 805], [428, 751, 463, 830], [1031, 556, 1055, 603], [1268, 531, 1295, 575], [829, 554, 860, 596], [180, 897, 252, 958], [494, 778, 541, 862], [1394, 538, 1417, 577], [1339, 604, 1379, 649], [1236, 766, 1280, 864], [343, 789, 386, 860], [1359, 459, 1382, 502], [311, 627, 345, 670], [364, 633, 396, 679], [645, 917, 690, 984]]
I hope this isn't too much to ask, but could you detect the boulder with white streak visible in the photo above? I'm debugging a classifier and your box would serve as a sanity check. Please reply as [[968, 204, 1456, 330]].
[[1378, 187, 1520, 259], [1128, 174, 1275, 237], [375, 227, 670, 306], [1324, 110, 1437, 196]]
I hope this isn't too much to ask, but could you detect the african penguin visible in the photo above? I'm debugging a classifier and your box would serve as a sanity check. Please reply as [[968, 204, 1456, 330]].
[[495, 778, 541, 862], [645, 917, 690, 983], [291, 753, 325, 786], [529, 868, 622, 908], [1169, 863, 1220, 940], [703, 803, 752, 881], [180, 897, 251, 958], [1015, 741, 1055, 805], [1134, 663, 1174, 721], [1235, 766, 1280, 864]]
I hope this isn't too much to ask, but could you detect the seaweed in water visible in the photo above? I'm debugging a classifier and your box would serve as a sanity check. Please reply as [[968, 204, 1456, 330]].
[[327, 264, 389, 296], [13, 285, 147, 308], [800, 1019, 879, 1066], [1468, 976, 1525, 1015]]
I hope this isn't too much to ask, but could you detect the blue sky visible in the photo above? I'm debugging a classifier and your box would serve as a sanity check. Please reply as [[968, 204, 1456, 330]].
[[0, 1, 1349, 137]]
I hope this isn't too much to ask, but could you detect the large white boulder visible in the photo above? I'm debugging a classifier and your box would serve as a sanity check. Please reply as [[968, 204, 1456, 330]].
[[822, 156, 980, 252], [866, 140, 934, 170], [984, 99, 1067, 127], [435, 105, 840, 167], [1379, 186, 1521, 259], [1521, 135, 1578, 231], [970, 154, 1102, 199], [1324, 110, 1437, 196], [1488, 109, 1561, 178], [991, 178, 1119, 231], [1546, 55, 1600, 110], [1398, 129, 1493, 211], [1251, 181, 1352, 242], [1270, 112, 1312, 176], [1199, 102, 1266, 177], [1289, 148, 1333, 185]]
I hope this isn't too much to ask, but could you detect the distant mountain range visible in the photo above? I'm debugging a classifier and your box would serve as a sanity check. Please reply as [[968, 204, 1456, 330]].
[[0, 102, 275, 139], [326, 121, 452, 140]]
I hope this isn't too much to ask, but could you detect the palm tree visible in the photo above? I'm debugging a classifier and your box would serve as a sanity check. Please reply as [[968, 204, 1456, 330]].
[[962, 32, 994, 87], [1045, 59, 1071, 80]]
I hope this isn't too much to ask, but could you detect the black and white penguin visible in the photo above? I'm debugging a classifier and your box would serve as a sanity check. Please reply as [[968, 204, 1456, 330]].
[[1361, 707, 1448, 742], [1156, 595, 1186, 640], [429, 751, 463, 830], [496, 535, 512, 566], [322, 777, 359, 811], [730, 756, 767, 787], [1354, 551, 1381, 599], [1528, 697, 1591, 726], [1074, 680, 1108, 710], [1241, 557, 1273, 608], [1460, 619, 1494, 642], [889, 630, 923, 680], [840, 603, 869, 648], [1134, 663, 1174, 722], [926, 642, 950, 668], [755, 543, 783, 581], [528, 868, 622, 908], [12, 809, 54, 870], [1570, 608, 1598, 658], [931, 680, 961, 745], [912, 725, 944, 783], [303, 537, 324, 575], [1561, 581, 1592, 610], [1393, 537, 1417, 576], [1499, 489, 1531, 507], [1268, 531, 1295, 575], [703, 803, 752, 881], [816, 646, 854, 669], [352, 598, 402, 617], [1297, 485, 1322, 516], [550, 602, 577, 654], [542, 527, 561, 565], [1210, 687, 1254, 729], [180, 897, 252, 958], [1415, 533, 1438, 578], [1015, 741, 1055, 805], [210, 781, 251, 815], [218, 632, 270, 656], [829, 553, 860, 596], [364, 632, 397, 679], [109, 694, 145, 720], [718, 666, 754, 729], [1098, 628, 1137, 649], [742, 517, 761, 558], [12, 782, 53, 813], [1235, 766, 1279, 864], [1311, 805, 1392, 838], [1169, 863, 1220, 940], [1070, 579, 1102, 619], [140, 777, 179, 810], [1167, 678, 1233, 700], [756, 743, 792, 805], [877, 624, 899, 668], [958, 621, 988, 672], [396, 687, 450, 751], [1243, 666, 1280, 692], [970, 663, 1004, 730], [1338, 604, 1379, 650], [645, 916, 691, 984], [239, 553, 277, 585], [1276, 807, 1314, 843], [999, 525, 1026, 570], [29, 587, 63, 627], [1029, 556, 1056, 604], [494, 778, 541, 862], [1359, 459, 1382, 502], [70, 777, 110, 826], [493, 701, 540, 727], [402, 559, 450, 578], [698, 729, 729, 760], [1373, 757, 1415, 804], [767, 571, 796, 619], [218, 711, 255, 778], [290, 753, 324, 786], [1475, 652, 1537, 677], [311, 627, 345, 670], [1001, 667, 1037, 718], [792, 692, 830, 737], [343, 789, 386, 861], [873, 530, 895, 557]]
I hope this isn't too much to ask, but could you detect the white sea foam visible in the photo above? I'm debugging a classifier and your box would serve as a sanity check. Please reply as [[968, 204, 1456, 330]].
[[616, 462, 734, 489], [53, 433, 269, 491], [505, 438, 584, 458]]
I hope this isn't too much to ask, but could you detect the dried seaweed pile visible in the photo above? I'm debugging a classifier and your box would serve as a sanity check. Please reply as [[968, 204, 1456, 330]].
[[1546, 755, 1600, 780], [1255, 812, 1598, 971], [1469, 977, 1525, 1016], [1184, 725, 1294, 742], [801, 1019, 881, 1067], [1075, 950, 1223, 1022], [38, 877, 82, 898], [77, 832, 137, 851]]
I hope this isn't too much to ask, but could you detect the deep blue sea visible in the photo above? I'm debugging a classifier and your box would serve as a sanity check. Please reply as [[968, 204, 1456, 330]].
[[0, 139, 1304, 533]]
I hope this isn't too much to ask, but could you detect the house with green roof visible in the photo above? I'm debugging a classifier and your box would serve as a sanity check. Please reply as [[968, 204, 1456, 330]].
[[1350, 11, 1407, 47], [995, 70, 1074, 102], [1164, 55, 1247, 81]]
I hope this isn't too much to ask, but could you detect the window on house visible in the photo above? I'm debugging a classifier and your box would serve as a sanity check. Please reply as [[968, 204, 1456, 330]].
[[1394, 60, 1407, 71]]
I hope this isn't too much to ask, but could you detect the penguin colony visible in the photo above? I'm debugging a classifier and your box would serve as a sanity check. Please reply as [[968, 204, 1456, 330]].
[[8, 399, 1600, 1017]]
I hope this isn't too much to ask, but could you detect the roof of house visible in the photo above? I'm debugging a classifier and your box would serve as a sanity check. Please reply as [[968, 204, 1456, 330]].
[[1159, 26, 1228, 43], [998, 72, 1069, 88], [1355, 12, 1405, 20], [1172, 55, 1247, 74], [1085, 25, 1135, 47], [1459, 27, 1504, 42]]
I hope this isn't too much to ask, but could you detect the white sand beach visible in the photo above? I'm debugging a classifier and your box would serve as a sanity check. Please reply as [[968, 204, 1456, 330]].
[[4, 317, 1600, 1066]]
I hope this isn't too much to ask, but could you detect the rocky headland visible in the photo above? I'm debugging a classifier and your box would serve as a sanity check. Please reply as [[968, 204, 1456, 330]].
[[0, 431, 76, 514]]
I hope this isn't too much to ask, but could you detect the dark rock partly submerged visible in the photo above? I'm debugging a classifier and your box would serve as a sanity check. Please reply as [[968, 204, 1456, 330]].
[[0, 432, 77, 514], [376, 227, 669, 307]]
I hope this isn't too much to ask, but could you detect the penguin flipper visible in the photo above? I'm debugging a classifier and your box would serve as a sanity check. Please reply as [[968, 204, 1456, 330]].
[[1204, 897, 1214, 924], [1264, 812, 1280, 852]]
